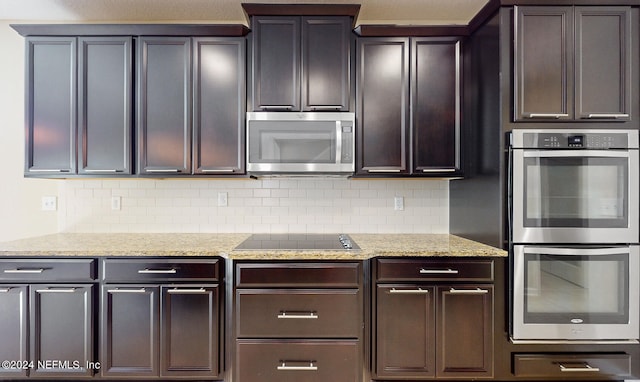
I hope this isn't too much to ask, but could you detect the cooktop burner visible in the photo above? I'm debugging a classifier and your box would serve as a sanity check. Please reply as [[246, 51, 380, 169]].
[[234, 234, 360, 251]]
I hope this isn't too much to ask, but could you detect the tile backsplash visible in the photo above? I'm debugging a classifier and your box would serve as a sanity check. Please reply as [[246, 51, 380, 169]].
[[58, 178, 449, 234]]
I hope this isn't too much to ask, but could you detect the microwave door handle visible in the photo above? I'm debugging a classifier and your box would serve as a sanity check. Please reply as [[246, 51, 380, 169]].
[[523, 150, 631, 158]]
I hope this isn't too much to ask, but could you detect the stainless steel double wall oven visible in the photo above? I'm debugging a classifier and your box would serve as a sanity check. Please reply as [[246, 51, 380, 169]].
[[509, 129, 640, 342]]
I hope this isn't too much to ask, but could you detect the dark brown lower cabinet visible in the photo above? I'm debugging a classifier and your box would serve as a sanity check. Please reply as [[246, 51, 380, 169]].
[[30, 285, 94, 378], [0, 284, 94, 379], [374, 258, 494, 380], [0, 286, 28, 379], [236, 340, 359, 382], [101, 285, 159, 377], [234, 261, 364, 382], [101, 284, 220, 379]]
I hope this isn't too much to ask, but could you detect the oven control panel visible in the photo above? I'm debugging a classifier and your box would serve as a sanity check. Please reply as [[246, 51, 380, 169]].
[[517, 131, 634, 149]]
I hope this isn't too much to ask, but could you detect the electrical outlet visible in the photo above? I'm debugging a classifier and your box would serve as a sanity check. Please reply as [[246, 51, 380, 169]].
[[394, 196, 404, 211], [217, 192, 228, 207], [111, 196, 122, 211], [41, 196, 57, 211]]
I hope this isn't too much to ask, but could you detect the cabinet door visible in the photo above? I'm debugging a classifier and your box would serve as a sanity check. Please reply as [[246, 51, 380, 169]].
[[25, 37, 76, 175], [0, 286, 28, 378], [437, 285, 493, 378], [575, 7, 632, 121], [514, 6, 574, 121], [78, 37, 133, 175], [302, 17, 351, 111], [30, 285, 94, 378], [357, 38, 410, 175], [375, 285, 435, 378], [161, 285, 220, 378], [137, 37, 191, 175], [193, 37, 245, 175], [101, 285, 159, 377], [251, 16, 300, 111], [412, 38, 461, 174]]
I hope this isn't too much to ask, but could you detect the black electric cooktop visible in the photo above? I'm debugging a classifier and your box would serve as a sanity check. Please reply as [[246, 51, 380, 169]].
[[234, 234, 360, 251]]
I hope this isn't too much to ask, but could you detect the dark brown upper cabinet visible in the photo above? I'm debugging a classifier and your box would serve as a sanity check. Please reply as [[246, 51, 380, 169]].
[[249, 16, 352, 112], [137, 37, 192, 175], [193, 37, 246, 175], [137, 37, 246, 176], [16, 24, 248, 178], [24, 36, 133, 177], [514, 6, 635, 124], [78, 37, 133, 175], [25, 37, 77, 176], [356, 38, 410, 175], [356, 37, 461, 177]]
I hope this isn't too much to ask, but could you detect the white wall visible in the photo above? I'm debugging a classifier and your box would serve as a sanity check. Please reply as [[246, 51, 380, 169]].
[[0, 21, 450, 241], [0, 22, 59, 242]]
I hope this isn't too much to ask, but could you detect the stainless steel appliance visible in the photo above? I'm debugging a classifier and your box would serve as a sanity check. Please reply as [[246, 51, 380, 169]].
[[512, 245, 639, 341], [509, 129, 640, 342], [511, 129, 639, 244], [246, 112, 355, 175], [235, 233, 360, 251]]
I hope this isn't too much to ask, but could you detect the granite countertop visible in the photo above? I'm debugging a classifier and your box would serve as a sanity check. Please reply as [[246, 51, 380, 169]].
[[0, 233, 507, 259]]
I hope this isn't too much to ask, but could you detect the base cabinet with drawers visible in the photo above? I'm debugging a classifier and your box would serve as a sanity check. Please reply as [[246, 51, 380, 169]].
[[373, 258, 494, 380], [0, 259, 97, 379], [233, 261, 364, 382], [100, 258, 223, 380]]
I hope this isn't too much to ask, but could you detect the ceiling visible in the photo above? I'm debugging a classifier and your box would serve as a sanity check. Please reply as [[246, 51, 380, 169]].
[[0, 0, 490, 26]]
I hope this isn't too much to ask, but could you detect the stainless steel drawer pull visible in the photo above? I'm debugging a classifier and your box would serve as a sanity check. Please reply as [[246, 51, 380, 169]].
[[277, 312, 318, 319], [586, 113, 629, 119], [261, 105, 294, 110], [389, 288, 429, 294], [200, 169, 235, 173], [108, 288, 147, 293], [167, 288, 207, 294], [419, 268, 459, 275], [145, 169, 181, 173], [138, 268, 177, 274], [311, 106, 343, 110], [559, 363, 600, 373], [0, 288, 11, 293], [368, 169, 402, 173], [29, 169, 69, 173], [84, 169, 120, 173], [422, 168, 456, 173], [526, 113, 569, 119], [4, 269, 45, 274], [449, 288, 489, 295], [35, 288, 76, 293], [277, 362, 318, 371]]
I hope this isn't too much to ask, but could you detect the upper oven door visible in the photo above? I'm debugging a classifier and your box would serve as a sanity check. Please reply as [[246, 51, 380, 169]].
[[512, 149, 639, 243]]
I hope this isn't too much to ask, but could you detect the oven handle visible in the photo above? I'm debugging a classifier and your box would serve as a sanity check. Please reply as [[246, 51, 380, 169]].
[[522, 150, 631, 158], [521, 246, 631, 256]]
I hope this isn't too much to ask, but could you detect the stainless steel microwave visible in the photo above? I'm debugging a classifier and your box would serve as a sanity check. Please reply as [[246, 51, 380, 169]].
[[246, 112, 355, 175]]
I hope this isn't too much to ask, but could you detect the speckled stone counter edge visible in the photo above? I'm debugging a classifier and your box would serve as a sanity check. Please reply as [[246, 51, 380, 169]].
[[0, 233, 507, 259]]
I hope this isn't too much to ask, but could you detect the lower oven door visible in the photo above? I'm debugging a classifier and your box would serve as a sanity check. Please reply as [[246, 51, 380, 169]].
[[512, 245, 639, 341]]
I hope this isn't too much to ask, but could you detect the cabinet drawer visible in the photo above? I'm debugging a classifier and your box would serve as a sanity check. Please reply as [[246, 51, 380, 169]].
[[0, 259, 96, 281], [236, 340, 359, 382], [513, 353, 632, 379], [236, 262, 361, 287], [102, 258, 220, 282], [376, 258, 494, 282], [237, 289, 360, 338]]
